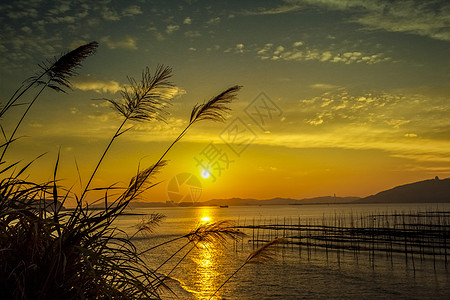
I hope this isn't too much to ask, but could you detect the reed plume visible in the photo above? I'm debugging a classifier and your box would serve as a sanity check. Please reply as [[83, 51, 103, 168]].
[[0, 45, 247, 299], [0, 41, 98, 117], [34, 41, 99, 93], [80, 66, 174, 201], [245, 237, 286, 263], [190, 85, 241, 124], [119, 85, 242, 206], [0, 42, 98, 163], [173, 85, 242, 145], [187, 220, 245, 248], [134, 213, 166, 236], [139, 220, 245, 257], [108, 65, 174, 122]]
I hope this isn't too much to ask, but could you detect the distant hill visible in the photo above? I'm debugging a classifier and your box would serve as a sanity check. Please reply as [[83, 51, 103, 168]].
[[90, 196, 359, 209], [89, 177, 450, 208], [356, 177, 450, 203], [29, 199, 66, 211], [197, 196, 360, 206], [89, 201, 168, 209], [127, 201, 168, 208]]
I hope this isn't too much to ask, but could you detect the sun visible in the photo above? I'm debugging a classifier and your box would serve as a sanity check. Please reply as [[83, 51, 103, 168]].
[[201, 216, 211, 222], [201, 170, 210, 179]]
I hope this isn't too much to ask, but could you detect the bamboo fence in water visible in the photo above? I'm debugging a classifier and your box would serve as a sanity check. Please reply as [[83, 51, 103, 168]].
[[235, 210, 450, 270]]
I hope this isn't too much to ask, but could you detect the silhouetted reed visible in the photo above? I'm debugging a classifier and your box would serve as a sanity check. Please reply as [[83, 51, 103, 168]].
[[133, 213, 166, 237], [0, 43, 254, 299], [79, 65, 174, 202], [209, 237, 286, 299], [0, 42, 98, 163]]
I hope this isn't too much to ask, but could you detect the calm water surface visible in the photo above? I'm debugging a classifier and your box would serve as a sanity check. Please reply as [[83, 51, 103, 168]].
[[116, 204, 450, 299]]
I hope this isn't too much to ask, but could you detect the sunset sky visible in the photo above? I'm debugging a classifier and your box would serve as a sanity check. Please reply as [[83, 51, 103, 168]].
[[0, 0, 449, 205]]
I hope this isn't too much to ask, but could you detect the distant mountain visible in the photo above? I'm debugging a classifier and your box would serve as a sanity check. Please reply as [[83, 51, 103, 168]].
[[356, 177, 450, 203], [198, 196, 360, 206], [90, 196, 359, 209], [89, 177, 450, 208], [127, 201, 168, 208], [29, 199, 66, 211], [89, 201, 169, 209]]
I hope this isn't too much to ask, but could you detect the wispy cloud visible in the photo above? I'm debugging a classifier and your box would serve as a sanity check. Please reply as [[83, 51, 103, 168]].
[[235, 43, 245, 54], [310, 83, 340, 90], [206, 17, 221, 25], [183, 17, 192, 24], [73, 80, 123, 94], [101, 36, 138, 50], [298, 89, 417, 128], [185, 30, 201, 38], [76, 87, 446, 165], [122, 5, 142, 17], [246, 0, 450, 41], [209, 88, 439, 164], [254, 42, 391, 64], [73, 79, 186, 100], [0, 1, 147, 68], [348, 0, 450, 41], [132, 117, 187, 136], [224, 43, 247, 54], [100, 6, 120, 21], [166, 86, 187, 99], [239, 4, 302, 16], [166, 24, 180, 34], [251, 131, 450, 164], [0, 32, 63, 70], [118, 123, 450, 165]]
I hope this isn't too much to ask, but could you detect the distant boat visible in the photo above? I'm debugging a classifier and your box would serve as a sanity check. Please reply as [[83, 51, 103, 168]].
[[219, 205, 229, 208]]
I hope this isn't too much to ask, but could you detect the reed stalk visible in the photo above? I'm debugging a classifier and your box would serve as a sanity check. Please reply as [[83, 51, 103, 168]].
[[0, 42, 247, 299], [209, 238, 285, 299], [0, 42, 98, 163]]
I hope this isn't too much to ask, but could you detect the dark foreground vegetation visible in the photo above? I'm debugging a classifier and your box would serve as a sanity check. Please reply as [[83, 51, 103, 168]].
[[0, 42, 282, 299]]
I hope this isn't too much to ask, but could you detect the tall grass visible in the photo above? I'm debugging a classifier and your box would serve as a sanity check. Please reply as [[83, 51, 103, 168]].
[[0, 42, 279, 299]]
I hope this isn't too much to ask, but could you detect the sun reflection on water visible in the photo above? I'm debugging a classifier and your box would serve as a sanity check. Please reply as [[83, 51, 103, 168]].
[[198, 206, 213, 224], [181, 206, 230, 299], [191, 244, 224, 300]]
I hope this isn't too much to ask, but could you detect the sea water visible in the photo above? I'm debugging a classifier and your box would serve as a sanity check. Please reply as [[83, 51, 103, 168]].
[[115, 204, 450, 299]]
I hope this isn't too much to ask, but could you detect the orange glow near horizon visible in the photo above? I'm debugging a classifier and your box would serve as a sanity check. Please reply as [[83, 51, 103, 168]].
[[0, 1, 448, 207]]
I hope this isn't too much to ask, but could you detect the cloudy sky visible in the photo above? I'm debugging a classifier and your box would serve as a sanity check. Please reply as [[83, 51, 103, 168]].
[[0, 0, 449, 204]]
